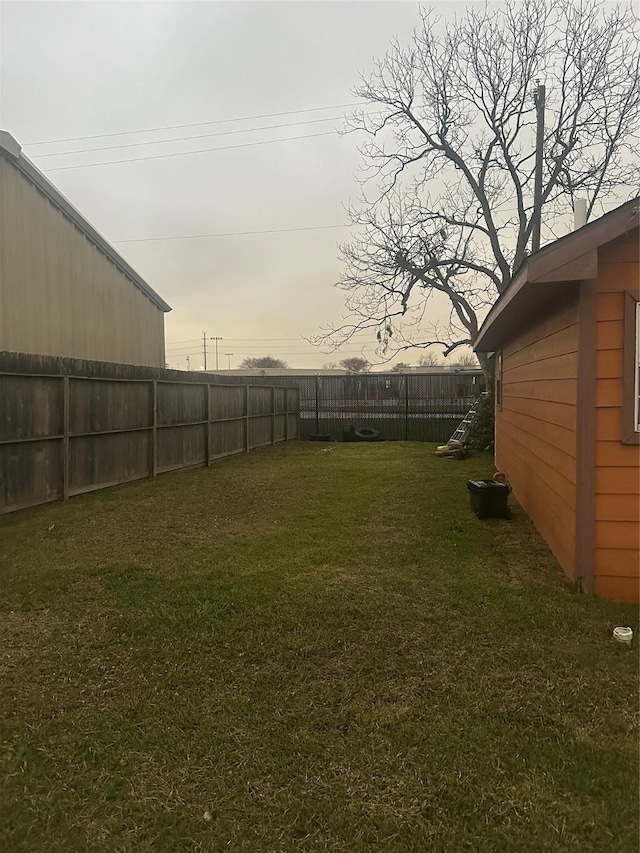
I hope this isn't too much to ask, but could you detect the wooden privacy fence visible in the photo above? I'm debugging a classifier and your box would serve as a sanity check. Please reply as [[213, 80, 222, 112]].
[[0, 373, 300, 515]]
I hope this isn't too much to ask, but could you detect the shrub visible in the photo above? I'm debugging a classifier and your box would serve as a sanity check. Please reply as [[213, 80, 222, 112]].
[[467, 392, 495, 452]]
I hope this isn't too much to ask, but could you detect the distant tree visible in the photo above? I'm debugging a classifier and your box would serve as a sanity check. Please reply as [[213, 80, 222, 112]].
[[322, 361, 339, 370], [448, 352, 479, 368], [418, 352, 443, 367], [391, 362, 412, 372], [340, 356, 371, 373], [238, 356, 288, 369]]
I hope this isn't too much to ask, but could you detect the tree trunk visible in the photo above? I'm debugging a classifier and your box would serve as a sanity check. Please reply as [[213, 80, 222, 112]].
[[476, 351, 494, 390]]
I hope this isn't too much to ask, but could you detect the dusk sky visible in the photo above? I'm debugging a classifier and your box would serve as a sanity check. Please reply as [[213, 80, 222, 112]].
[[1, 0, 436, 370], [2, 1, 625, 371]]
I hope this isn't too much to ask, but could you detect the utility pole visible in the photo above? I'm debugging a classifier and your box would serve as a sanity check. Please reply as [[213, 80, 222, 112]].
[[225, 352, 233, 370], [202, 331, 208, 371], [532, 82, 545, 253], [210, 336, 223, 370], [186, 355, 190, 371]]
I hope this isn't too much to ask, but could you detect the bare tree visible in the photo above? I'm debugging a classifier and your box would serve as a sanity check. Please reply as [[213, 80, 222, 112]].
[[340, 356, 371, 373], [391, 361, 412, 372], [238, 356, 288, 369], [448, 352, 480, 368], [417, 352, 442, 367], [316, 0, 639, 380]]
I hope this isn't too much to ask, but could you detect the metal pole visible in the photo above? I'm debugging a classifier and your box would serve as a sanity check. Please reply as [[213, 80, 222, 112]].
[[532, 82, 545, 253], [203, 331, 207, 371], [315, 374, 320, 433], [209, 336, 222, 371], [225, 352, 233, 369]]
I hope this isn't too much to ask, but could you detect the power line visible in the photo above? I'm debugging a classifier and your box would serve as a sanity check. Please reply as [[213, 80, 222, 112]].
[[114, 223, 347, 244], [42, 131, 339, 172], [166, 336, 370, 348], [165, 347, 371, 356], [29, 116, 348, 159], [23, 102, 363, 146]]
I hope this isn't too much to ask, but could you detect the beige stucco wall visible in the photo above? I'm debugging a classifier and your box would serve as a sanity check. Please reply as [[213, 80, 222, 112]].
[[0, 158, 166, 367]]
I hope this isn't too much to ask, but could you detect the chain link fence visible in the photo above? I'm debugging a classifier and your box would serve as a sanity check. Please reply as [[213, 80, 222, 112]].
[[248, 371, 486, 442]]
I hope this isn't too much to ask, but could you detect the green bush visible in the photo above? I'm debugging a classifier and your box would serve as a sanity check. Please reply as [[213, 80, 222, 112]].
[[467, 392, 495, 452]]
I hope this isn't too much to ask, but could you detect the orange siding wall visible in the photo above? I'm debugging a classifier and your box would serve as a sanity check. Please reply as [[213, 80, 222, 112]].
[[496, 298, 579, 579], [593, 236, 640, 603]]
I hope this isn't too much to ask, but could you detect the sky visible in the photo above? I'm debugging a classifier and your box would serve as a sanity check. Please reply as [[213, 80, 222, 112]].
[[2, 1, 628, 372], [1, 0, 440, 370]]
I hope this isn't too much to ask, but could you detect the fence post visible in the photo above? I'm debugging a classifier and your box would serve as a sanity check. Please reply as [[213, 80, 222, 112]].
[[404, 375, 409, 441], [151, 380, 158, 477], [62, 376, 70, 500], [315, 374, 320, 433], [245, 385, 250, 454], [271, 386, 276, 445], [205, 383, 211, 466], [283, 387, 288, 441]]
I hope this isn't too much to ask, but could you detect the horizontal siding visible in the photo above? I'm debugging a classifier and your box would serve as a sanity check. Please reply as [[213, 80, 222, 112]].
[[500, 396, 576, 431], [596, 292, 624, 321], [596, 407, 622, 440], [596, 349, 623, 379], [497, 436, 575, 575], [497, 429, 576, 509], [596, 377, 623, 408], [595, 494, 639, 522], [593, 575, 639, 603], [598, 270, 638, 293], [502, 298, 577, 357], [499, 407, 576, 462], [596, 320, 623, 351], [596, 466, 640, 495], [502, 324, 578, 370], [595, 548, 640, 577], [596, 440, 640, 467], [595, 521, 639, 550], [496, 302, 578, 581], [502, 352, 577, 384], [503, 378, 577, 405], [593, 247, 639, 601]]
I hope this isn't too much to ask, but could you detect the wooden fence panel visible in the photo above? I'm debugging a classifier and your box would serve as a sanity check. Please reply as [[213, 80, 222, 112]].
[[0, 374, 63, 441], [157, 382, 207, 426], [0, 439, 63, 512], [249, 386, 273, 417], [248, 416, 273, 449], [274, 387, 287, 413], [69, 432, 151, 494], [287, 414, 299, 439], [274, 414, 286, 442], [156, 424, 207, 473], [209, 420, 246, 460], [0, 363, 299, 515], [211, 385, 245, 421], [69, 378, 152, 434]]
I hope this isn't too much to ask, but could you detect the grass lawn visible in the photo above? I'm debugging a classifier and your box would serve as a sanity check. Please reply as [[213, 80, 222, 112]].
[[0, 442, 637, 852]]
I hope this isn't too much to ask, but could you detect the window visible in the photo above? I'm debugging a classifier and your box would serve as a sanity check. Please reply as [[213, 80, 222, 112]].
[[622, 292, 640, 444]]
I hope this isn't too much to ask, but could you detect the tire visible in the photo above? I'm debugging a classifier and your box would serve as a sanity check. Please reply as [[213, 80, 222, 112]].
[[353, 427, 380, 441]]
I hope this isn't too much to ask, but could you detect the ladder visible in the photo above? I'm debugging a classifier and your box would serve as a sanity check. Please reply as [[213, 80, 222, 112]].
[[447, 391, 489, 445]]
